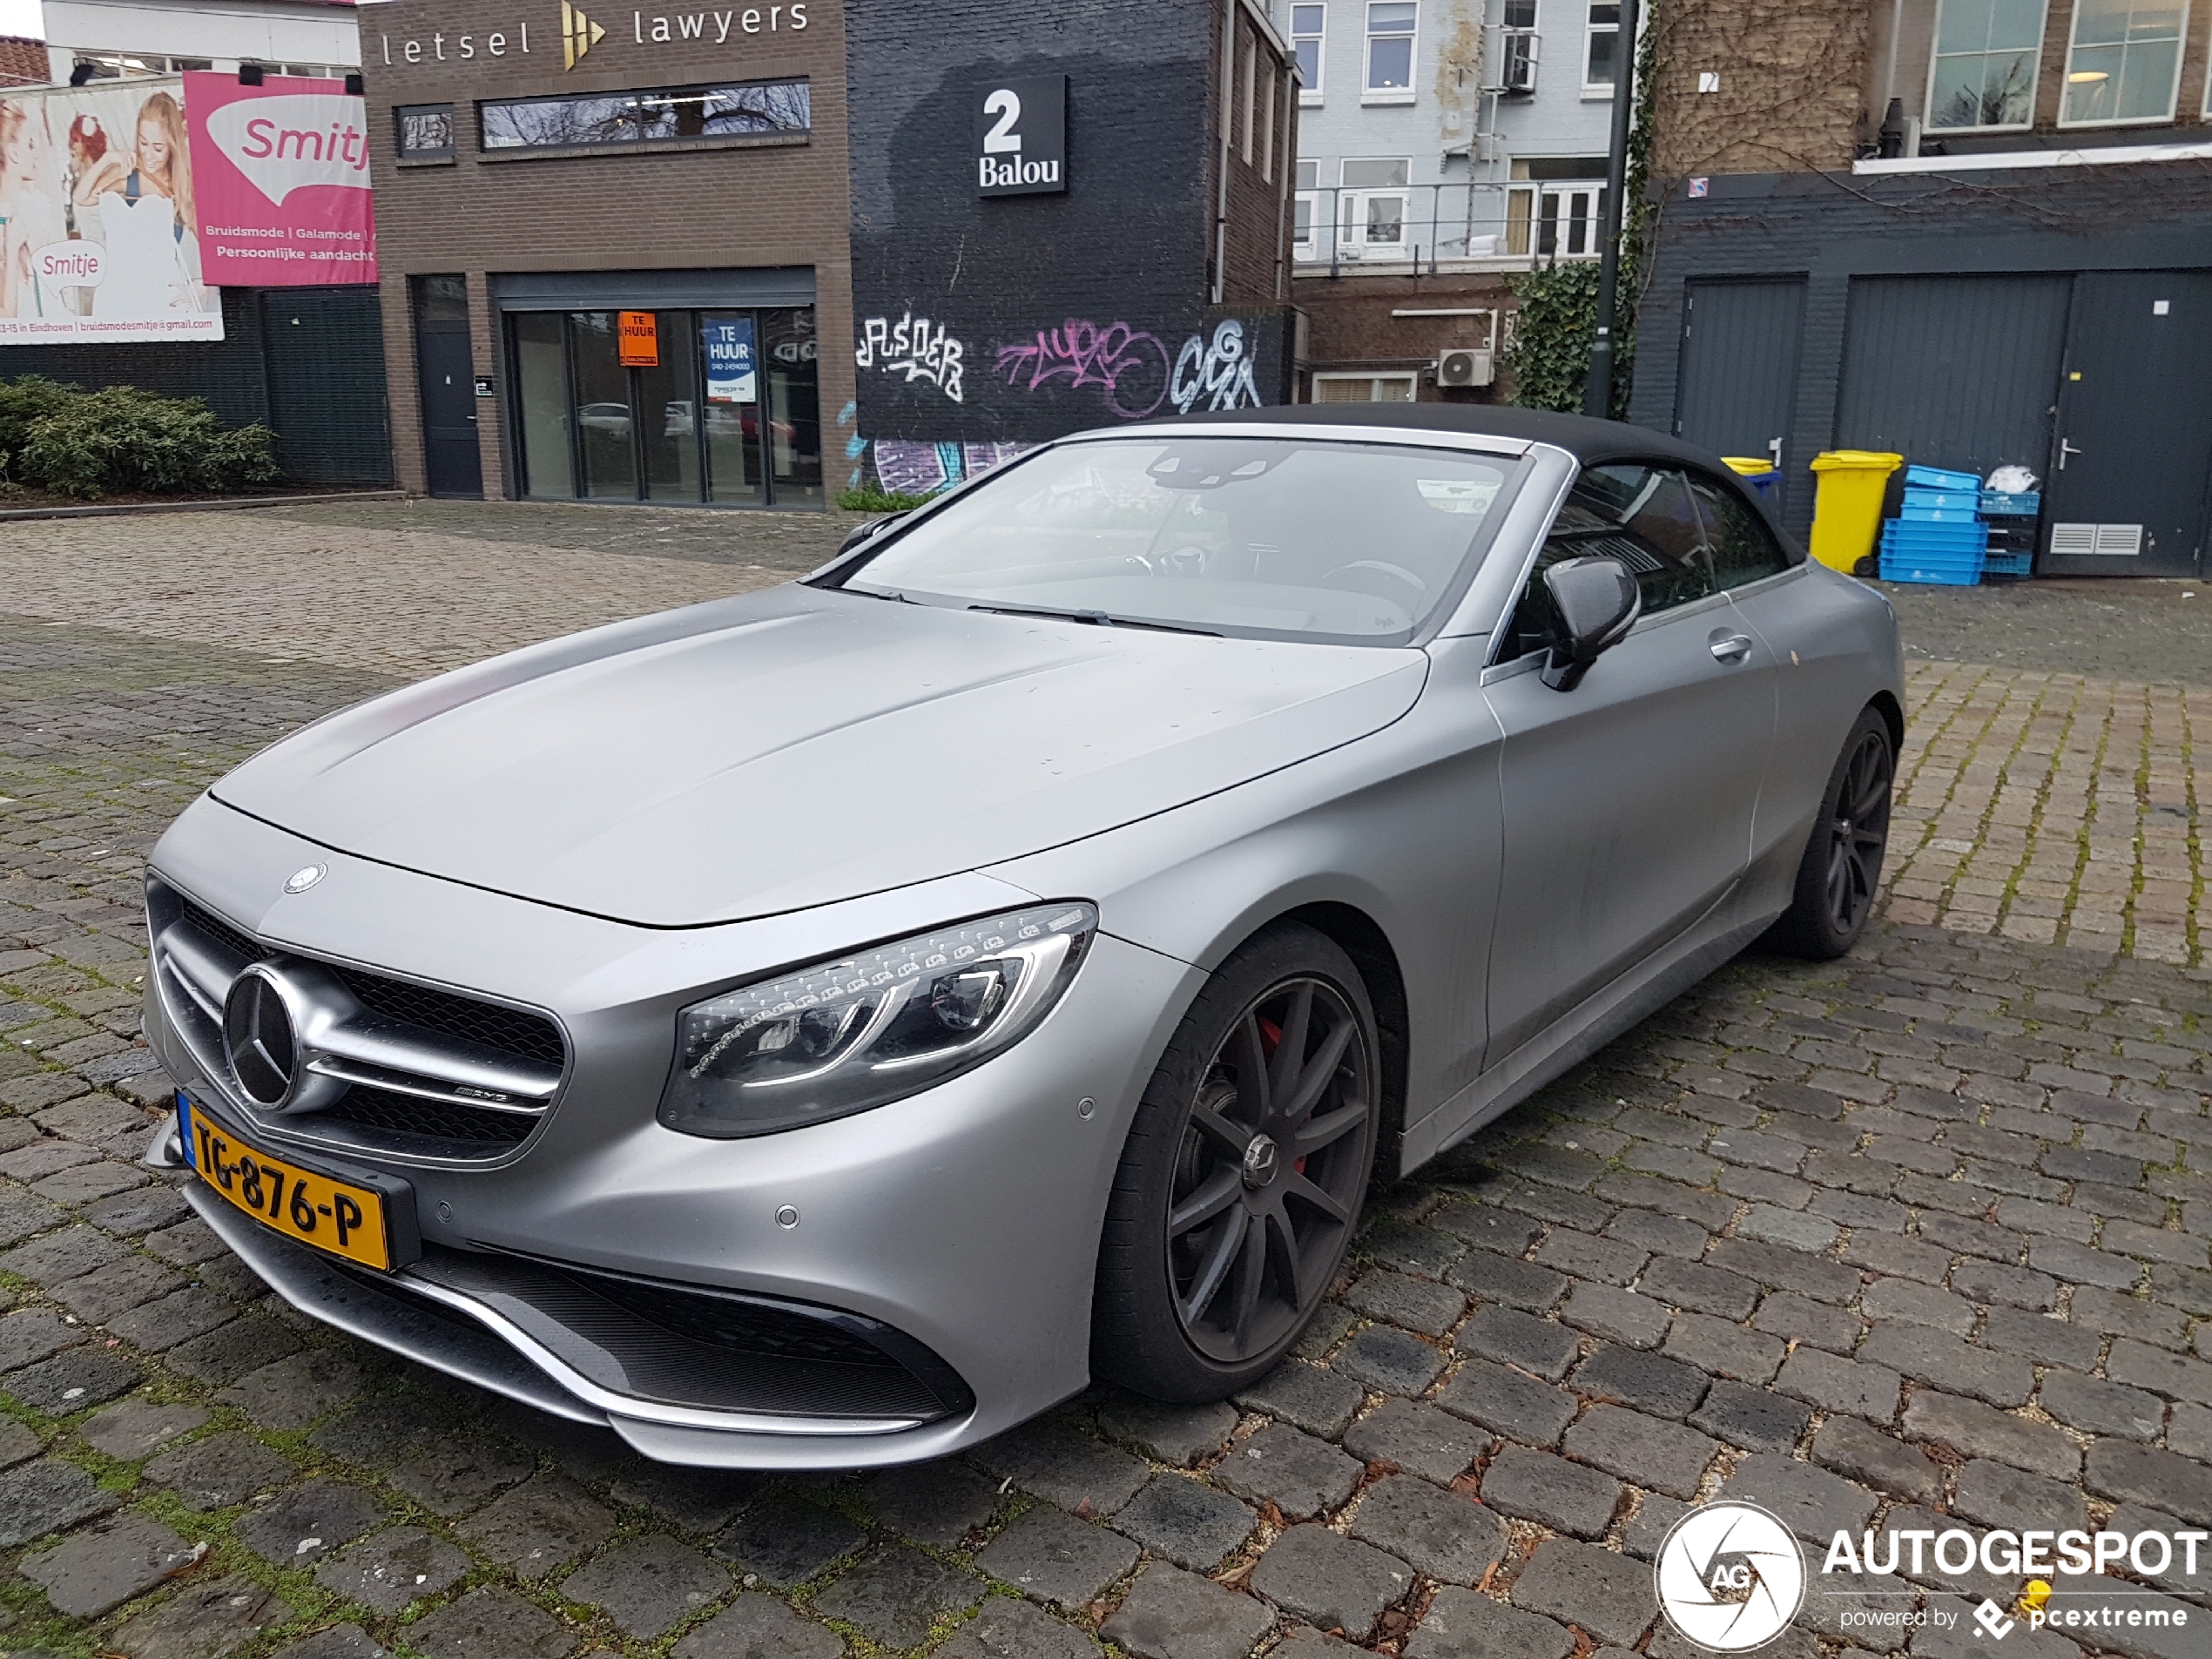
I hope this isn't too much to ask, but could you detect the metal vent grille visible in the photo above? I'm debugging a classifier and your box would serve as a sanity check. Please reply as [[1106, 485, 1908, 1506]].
[[2050, 523, 2143, 557], [331, 969, 566, 1068], [2096, 523, 2144, 557], [326, 1086, 537, 1147], [181, 900, 271, 967]]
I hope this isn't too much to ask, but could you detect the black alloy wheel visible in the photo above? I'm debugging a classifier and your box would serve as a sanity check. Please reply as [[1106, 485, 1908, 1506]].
[[1093, 924, 1381, 1400], [1823, 725, 1893, 935], [1167, 975, 1373, 1364], [1766, 705, 1895, 960]]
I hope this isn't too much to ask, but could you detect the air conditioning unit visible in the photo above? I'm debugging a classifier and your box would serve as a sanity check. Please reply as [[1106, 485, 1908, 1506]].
[[1498, 30, 1539, 94], [1438, 348, 1494, 388]]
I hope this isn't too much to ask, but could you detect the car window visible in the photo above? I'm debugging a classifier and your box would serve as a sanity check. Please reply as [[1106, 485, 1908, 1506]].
[[1501, 463, 1716, 660], [833, 436, 1520, 645], [1686, 469, 1798, 589]]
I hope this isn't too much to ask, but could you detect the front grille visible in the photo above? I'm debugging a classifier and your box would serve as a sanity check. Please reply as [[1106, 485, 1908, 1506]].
[[332, 969, 566, 1069], [323, 1085, 536, 1148], [154, 880, 567, 1165], [182, 900, 270, 967]]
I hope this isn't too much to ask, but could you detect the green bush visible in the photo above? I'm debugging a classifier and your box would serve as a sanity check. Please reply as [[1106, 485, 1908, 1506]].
[[835, 484, 939, 513], [0, 375, 81, 465], [12, 383, 280, 500], [1503, 262, 1604, 415]]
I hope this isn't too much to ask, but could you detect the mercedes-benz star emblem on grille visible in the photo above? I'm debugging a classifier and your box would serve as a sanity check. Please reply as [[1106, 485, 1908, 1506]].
[[285, 864, 327, 894], [223, 966, 300, 1107]]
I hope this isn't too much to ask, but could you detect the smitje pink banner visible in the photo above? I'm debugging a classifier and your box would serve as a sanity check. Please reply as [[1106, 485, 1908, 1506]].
[[183, 71, 376, 287]]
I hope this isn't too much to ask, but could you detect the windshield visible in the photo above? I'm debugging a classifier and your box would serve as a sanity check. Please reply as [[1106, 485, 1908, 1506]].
[[828, 435, 1522, 644]]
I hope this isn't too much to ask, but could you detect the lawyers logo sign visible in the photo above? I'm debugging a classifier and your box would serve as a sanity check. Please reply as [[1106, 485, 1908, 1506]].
[[975, 75, 1066, 197]]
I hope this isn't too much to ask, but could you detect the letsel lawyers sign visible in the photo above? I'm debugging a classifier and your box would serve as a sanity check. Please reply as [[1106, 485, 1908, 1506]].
[[185, 71, 377, 287], [975, 75, 1065, 197]]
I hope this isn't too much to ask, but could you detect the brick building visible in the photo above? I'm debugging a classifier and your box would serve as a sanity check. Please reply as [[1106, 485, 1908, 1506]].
[[1629, 0, 2212, 577], [363, 0, 1298, 502]]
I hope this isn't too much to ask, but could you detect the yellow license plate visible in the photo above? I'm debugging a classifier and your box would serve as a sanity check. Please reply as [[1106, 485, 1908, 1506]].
[[178, 1096, 395, 1271]]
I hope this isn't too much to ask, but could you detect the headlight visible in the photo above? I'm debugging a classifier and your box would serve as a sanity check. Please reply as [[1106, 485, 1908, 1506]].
[[658, 903, 1097, 1138]]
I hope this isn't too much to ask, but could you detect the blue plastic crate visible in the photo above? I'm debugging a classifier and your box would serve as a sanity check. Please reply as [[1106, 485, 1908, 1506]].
[[1900, 504, 1981, 525], [1881, 555, 1984, 586], [1983, 550, 2033, 581], [1903, 488, 1979, 511], [1979, 491, 2040, 516], [1905, 464, 1981, 491], [1882, 520, 1989, 552]]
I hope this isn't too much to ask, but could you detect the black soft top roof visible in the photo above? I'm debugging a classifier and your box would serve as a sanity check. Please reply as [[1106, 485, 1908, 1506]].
[[1166, 402, 1735, 474]]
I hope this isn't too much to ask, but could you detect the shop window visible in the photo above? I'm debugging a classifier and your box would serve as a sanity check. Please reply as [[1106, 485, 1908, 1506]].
[[1291, 3, 1325, 100], [1313, 374, 1416, 401], [2060, 0, 2186, 125], [507, 306, 819, 509], [481, 78, 810, 152], [1365, 2, 1416, 98], [1339, 157, 1411, 256], [1927, 0, 2047, 129], [1584, 2, 1620, 89], [396, 105, 456, 160]]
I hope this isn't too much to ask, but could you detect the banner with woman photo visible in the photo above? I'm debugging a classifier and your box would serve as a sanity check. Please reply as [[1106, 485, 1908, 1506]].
[[0, 80, 225, 343]]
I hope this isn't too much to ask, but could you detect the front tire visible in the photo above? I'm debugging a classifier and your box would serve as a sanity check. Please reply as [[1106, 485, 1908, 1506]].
[[1092, 925, 1380, 1402], [1764, 706, 1894, 960]]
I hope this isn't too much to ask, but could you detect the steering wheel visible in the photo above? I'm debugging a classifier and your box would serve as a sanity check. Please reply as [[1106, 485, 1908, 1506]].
[[1321, 560, 1427, 609], [1129, 546, 1212, 578]]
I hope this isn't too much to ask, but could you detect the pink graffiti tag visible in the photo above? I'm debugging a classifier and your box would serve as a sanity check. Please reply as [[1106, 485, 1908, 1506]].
[[993, 320, 1174, 419]]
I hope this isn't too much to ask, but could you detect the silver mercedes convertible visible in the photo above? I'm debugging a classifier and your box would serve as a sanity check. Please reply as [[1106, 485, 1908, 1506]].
[[142, 406, 1903, 1468]]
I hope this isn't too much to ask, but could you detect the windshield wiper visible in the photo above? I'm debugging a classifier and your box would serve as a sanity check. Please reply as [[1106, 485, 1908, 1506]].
[[966, 604, 1221, 637]]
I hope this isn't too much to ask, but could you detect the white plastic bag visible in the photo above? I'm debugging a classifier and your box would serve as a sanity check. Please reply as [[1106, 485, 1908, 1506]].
[[1985, 464, 2038, 494]]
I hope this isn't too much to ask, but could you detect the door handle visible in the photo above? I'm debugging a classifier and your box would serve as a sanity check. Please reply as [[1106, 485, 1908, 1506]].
[[1710, 632, 1755, 664], [2058, 438, 2081, 471]]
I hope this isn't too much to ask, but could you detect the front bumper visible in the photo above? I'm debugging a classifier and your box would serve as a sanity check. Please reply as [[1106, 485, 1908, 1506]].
[[146, 798, 1201, 1467]]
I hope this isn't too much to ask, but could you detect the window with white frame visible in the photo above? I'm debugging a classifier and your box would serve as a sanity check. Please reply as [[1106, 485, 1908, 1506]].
[[1583, 2, 1621, 88], [2061, 0, 2187, 125], [1294, 160, 1321, 259], [1339, 158, 1412, 256], [1313, 373, 1417, 402], [1504, 158, 1606, 257], [1927, 0, 2047, 128], [1499, 0, 1540, 91], [1291, 3, 1325, 100], [1366, 1, 1417, 97]]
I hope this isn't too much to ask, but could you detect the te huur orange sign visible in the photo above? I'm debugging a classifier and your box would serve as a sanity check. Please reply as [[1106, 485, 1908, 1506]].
[[617, 310, 659, 367]]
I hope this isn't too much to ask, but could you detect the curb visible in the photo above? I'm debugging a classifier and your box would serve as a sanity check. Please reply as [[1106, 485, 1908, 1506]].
[[0, 489, 408, 523]]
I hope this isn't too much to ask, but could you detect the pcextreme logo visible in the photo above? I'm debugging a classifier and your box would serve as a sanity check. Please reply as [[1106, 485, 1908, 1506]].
[[560, 0, 605, 68]]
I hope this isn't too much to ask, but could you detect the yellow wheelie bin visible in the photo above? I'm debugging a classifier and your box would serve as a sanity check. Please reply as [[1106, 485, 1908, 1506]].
[[1807, 450, 1903, 574]]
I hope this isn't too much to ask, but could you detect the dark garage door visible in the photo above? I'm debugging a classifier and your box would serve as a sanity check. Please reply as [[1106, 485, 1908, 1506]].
[[1673, 278, 1806, 495], [1834, 273, 2072, 484]]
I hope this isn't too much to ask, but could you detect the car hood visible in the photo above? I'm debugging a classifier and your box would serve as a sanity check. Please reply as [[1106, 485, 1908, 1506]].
[[211, 585, 1428, 927]]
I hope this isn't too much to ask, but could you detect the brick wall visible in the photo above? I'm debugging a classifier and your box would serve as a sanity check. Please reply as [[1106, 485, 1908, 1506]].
[[1292, 271, 1516, 402], [1648, 1, 1871, 179], [361, 0, 853, 497], [843, 0, 1294, 447]]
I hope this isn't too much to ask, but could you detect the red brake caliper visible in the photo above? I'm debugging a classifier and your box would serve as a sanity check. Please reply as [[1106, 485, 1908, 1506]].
[[1255, 1017, 1307, 1175]]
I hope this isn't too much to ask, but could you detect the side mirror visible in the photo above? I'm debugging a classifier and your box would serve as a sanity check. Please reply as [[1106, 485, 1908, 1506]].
[[838, 512, 907, 556], [1540, 556, 1642, 691]]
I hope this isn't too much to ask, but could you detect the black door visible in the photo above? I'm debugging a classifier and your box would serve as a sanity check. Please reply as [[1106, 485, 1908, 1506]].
[[2042, 271, 2212, 577], [1674, 278, 1804, 501], [412, 274, 483, 499]]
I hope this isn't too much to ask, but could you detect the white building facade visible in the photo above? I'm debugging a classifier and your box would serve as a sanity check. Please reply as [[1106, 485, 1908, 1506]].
[[1273, 0, 1616, 277], [42, 0, 360, 83]]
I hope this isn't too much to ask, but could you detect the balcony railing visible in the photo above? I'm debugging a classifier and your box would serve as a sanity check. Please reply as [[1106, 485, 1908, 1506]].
[[1291, 182, 1609, 276]]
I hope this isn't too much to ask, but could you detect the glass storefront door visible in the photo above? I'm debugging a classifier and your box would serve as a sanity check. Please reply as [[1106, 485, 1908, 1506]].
[[507, 305, 820, 509]]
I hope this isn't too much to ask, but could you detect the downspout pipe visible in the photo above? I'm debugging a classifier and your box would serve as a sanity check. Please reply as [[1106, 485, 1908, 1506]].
[[1215, 0, 1235, 306]]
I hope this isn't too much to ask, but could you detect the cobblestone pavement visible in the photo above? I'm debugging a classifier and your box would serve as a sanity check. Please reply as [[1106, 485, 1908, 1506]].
[[0, 587, 2208, 1656]]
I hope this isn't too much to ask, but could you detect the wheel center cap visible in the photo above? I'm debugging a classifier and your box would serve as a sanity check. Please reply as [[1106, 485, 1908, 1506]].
[[1242, 1134, 1281, 1189]]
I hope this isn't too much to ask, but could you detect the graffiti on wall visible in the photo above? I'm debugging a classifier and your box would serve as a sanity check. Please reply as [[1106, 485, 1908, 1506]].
[[988, 317, 1262, 420], [856, 312, 967, 402], [992, 320, 1173, 419], [1171, 320, 1260, 415], [866, 438, 1033, 497]]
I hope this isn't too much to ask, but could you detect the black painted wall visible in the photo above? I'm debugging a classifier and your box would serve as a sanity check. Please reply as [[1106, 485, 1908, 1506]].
[[845, 0, 1290, 447], [1629, 164, 2212, 540], [0, 286, 394, 485]]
